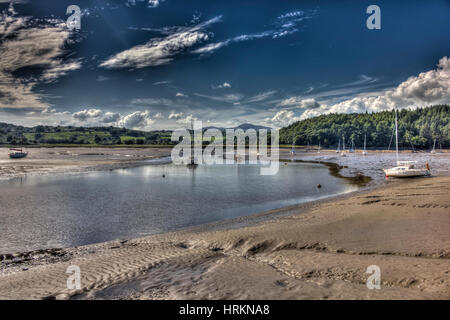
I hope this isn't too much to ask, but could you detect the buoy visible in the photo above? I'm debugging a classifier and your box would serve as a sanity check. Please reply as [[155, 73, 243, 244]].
[[317, 184, 322, 188]]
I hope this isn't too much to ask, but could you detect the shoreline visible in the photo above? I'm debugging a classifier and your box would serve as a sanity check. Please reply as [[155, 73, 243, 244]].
[[0, 148, 449, 299], [0, 176, 448, 299]]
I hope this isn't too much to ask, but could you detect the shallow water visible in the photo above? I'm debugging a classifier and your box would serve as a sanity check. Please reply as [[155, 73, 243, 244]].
[[0, 161, 361, 253]]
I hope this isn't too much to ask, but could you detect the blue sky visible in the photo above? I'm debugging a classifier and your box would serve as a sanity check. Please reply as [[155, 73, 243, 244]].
[[0, 0, 449, 130]]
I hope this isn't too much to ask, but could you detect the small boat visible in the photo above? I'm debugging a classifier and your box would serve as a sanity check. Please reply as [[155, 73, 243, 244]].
[[362, 134, 367, 156], [290, 134, 296, 155], [9, 148, 28, 159], [349, 138, 355, 153], [430, 139, 436, 154], [340, 136, 346, 157], [383, 108, 430, 178], [384, 161, 430, 178]]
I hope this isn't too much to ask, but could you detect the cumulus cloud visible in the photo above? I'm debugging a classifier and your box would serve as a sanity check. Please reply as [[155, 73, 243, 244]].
[[0, 5, 81, 111], [101, 112, 121, 123], [117, 110, 154, 129], [168, 110, 183, 120], [99, 16, 221, 69], [176, 114, 198, 126], [299, 56, 450, 120], [73, 109, 102, 121], [266, 110, 300, 128]]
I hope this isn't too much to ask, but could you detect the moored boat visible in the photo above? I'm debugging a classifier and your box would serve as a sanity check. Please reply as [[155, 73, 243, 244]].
[[9, 148, 28, 159], [383, 108, 430, 178]]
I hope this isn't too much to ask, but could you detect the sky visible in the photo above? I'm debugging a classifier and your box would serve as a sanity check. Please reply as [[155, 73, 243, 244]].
[[0, 0, 449, 130]]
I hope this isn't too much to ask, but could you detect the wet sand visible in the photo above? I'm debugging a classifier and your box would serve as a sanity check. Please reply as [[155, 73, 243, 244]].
[[0, 148, 449, 299], [0, 147, 171, 179]]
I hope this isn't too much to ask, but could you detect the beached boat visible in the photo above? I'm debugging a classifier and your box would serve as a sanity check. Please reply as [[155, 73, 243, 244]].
[[8, 148, 28, 159], [383, 108, 430, 178]]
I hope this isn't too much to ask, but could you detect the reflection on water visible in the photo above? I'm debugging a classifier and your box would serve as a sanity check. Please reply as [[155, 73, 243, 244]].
[[0, 162, 361, 252]]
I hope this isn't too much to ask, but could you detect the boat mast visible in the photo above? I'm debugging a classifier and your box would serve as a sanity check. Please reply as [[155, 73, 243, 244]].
[[364, 134, 366, 152], [395, 107, 398, 164]]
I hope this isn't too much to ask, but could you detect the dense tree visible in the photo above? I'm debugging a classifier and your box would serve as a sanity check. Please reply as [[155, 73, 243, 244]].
[[280, 105, 449, 149]]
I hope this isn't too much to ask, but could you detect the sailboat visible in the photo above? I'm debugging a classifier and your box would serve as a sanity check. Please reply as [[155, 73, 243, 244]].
[[336, 139, 340, 153], [383, 108, 430, 178], [290, 134, 296, 155], [317, 141, 321, 154], [340, 136, 347, 157], [430, 139, 436, 154], [362, 134, 367, 155], [349, 138, 355, 153], [9, 148, 28, 158]]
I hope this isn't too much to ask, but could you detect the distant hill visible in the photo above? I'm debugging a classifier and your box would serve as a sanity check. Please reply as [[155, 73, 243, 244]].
[[203, 123, 272, 131], [0, 123, 173, 146], [280, 104, 449, 149], [0, 122, 272, 146]]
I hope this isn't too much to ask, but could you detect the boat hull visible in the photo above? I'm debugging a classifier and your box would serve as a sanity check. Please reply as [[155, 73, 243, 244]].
[[9, 152, 28, 159], [383, 168, 429, 178]]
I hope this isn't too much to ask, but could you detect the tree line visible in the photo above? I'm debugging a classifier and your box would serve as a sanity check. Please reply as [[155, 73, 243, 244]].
[[279, 105, 449, 149]]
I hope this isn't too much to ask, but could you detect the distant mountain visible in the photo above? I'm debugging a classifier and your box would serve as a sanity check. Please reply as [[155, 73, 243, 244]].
[[203, 123, 271, 131], [234, 123, 272, 131]]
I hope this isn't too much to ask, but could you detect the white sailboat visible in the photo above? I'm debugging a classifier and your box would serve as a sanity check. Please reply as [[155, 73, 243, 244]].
[[383, 108, 430, 178], [290, 134, 296, 155], [317, 141, 321, 154], [430, 139, 436, 154], [340, 136, 346, 157], [349, 138, 355, 153], [362, 134, 367, 155]]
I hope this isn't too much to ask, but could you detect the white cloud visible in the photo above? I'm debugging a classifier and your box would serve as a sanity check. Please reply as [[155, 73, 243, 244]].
[[245, 90, 277, 103], [99, 16, 221, 69], [212, 82, 231, 89], [266, 110, 300, 128], [195, 93, 243, 103], [176, 114, 198, 126], [73, 109, 102, 121], [168, 110, 183, 120], [299, 56, 450, 120], [102, 112, 121, 123], [176, 92, 187, 97], [117, 110, 154, 129], [0, 5, 81, 111], [126, 0, 165, 8], [192, 11, 312, 55], [278, 97, 320, 109]]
